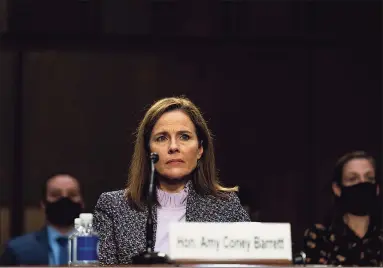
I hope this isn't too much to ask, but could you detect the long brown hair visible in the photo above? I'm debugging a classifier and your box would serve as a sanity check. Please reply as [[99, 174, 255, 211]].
[[125, 96, 237, 210]]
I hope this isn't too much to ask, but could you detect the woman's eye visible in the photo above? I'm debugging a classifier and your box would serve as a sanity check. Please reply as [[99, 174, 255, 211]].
[[155, 136, 166, 142], [180, 134, 190, 141], [346, 177, 357, 182]]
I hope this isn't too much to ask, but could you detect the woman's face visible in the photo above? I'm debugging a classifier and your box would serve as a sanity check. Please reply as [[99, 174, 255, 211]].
[[341, 158, 376, 187], [149, 110, 203, 180]]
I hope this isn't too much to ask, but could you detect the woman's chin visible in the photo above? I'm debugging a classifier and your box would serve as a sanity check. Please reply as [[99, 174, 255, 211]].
[[158, 171, 191, 182], [162, 174, 186, 180]]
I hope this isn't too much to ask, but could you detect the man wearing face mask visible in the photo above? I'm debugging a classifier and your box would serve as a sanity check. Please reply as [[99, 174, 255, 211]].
[[303, 151, 383, 266], [0, 174, 84, 266]]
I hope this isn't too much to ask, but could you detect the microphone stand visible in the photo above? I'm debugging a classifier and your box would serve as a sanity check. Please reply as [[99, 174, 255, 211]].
[[132, 153, 172, 264]]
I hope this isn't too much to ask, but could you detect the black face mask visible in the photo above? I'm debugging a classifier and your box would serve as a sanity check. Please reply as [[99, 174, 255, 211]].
[[338, 182, 378, 216], [44, 197, 83, 227]]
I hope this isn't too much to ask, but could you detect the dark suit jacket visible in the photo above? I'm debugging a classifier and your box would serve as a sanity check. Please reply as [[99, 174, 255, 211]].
[[93, 181, 250, 264], [0, 227, 50, 266]]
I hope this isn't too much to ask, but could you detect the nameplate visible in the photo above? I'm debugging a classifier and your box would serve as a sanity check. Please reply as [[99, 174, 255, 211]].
[[168, 222, 292, 262]]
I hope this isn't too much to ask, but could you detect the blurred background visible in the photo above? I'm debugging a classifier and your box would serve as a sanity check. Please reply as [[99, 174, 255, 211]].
[[0, 0, 381, 253]]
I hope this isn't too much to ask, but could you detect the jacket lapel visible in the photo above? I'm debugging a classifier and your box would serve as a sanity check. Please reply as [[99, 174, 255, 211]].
[[185, 180, 213, 222], [34, 227, 50, 264], [139, 203, 158, 252], [152, 204, 158, 250]]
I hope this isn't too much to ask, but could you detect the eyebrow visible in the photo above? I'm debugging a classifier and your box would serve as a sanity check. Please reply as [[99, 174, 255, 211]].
[[345, 171, 374, 176], [49, 187, 79, 192], [49, 189, 62, 193], [152, 130, 194, 137]]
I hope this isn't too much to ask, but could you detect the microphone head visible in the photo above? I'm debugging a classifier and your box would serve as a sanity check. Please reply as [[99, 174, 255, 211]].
[[150, 152, 159, 164]]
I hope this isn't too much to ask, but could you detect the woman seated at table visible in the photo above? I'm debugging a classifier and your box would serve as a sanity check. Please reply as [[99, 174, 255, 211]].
[[93, 96, 250, 264], [303, 151, 382, 266]]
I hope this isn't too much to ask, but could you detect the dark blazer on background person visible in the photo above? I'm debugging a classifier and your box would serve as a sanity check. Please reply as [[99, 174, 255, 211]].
[[94, 181, 250, 265], [0, 228, 49, 265]]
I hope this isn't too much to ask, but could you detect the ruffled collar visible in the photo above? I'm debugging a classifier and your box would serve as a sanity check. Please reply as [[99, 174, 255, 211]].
[[157, 184, 188, 208]]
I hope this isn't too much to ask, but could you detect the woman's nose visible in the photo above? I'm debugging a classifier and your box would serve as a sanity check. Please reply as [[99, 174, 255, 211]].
[[168, 139, 180, 154]]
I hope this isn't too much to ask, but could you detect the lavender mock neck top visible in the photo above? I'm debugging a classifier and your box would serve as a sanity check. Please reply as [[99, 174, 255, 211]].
[[154, 186, 188, 254]]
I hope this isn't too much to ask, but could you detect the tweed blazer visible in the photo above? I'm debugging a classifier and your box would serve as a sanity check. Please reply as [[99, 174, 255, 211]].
[[93, 181, 250, 264]]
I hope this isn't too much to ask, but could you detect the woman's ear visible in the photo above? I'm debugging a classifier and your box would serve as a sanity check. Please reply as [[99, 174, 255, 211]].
[[332, 182, 341, 197], [197, 140, 203, 160]]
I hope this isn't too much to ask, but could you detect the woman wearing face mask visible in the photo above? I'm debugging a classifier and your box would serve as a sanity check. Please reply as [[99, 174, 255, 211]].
[[93, 97, 250, 265], [303, 151, 383, 266]]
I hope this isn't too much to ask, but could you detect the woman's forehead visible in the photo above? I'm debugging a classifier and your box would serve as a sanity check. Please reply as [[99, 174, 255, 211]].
[[343, 158, 374, 173], [152, 111, 195, 134]]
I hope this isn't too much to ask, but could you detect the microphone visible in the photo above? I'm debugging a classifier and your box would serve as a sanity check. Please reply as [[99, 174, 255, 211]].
[[132, 153, 172, 264]]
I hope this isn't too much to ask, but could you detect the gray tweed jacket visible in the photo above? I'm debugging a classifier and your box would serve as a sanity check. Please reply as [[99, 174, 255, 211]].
[[93, 182, 250, 264]]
